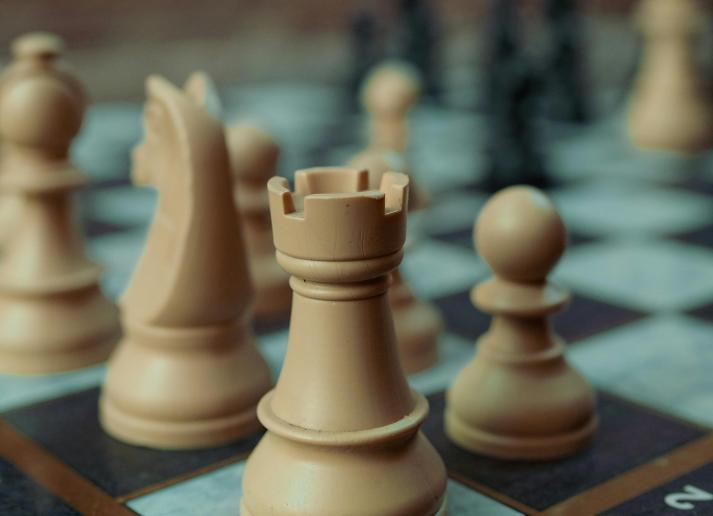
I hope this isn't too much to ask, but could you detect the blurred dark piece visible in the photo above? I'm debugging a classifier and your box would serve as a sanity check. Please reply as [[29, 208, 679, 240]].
[[347, 9, 381, 112], [396, 0, 442, 102], [482, 0, 550, 192], [542, 0, 590, 123]]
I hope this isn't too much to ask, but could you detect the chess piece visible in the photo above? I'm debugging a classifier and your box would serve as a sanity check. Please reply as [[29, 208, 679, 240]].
[[347, 147, 429, 210], [132, 71, 221, 187], [483, 0, 550, 191], [362, 61, 420, 153], [445, 186, 597, 460], [240, 168, 447, 515], [0, 33, 69, 249], [352, 66, 442, 373], [628, 0, 713, 152], [226, 123, 291, 322], [347, 150, 440, 373], [543, 0, 589, 123], [100, 75, 271, 449], [0, 32, 119, 374], [396, 0, 442, 102]]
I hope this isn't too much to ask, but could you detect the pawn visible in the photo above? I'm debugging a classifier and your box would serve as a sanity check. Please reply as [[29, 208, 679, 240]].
[[628, 0, 713, 152], [445, 186, 597, 460], [226, 123, 291, 322], [0, 32, 119, 374], [347, 149, 440, 374], [100, 75, 271, 449], [361, 60, 420, 153]]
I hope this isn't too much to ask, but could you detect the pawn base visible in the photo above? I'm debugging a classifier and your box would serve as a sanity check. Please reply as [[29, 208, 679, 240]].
[[0, 333, 117, 375], [100, 319, 271, 450], [445, 409, 597, 461], [240, 494, 448, 516], [100, 396, 262, 450], [0, 286, 119, 374]]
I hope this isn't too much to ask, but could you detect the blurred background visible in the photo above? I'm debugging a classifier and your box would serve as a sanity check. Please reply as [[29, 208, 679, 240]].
[[2, 0, 644, 102]]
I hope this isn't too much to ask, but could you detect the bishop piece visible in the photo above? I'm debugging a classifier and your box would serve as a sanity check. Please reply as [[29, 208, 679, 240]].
[[0, 32, 119, 374]]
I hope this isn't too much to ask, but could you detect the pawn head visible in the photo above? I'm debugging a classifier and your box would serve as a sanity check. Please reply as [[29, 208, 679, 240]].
[[475, 186, 566, 282], [226, 122, 280, 181], [12, 32, 64, 64], [361, 61, 421, 117], [0, 32, 85, 155]]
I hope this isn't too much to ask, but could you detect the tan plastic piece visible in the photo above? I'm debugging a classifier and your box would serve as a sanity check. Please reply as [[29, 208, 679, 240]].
[[349, 69, 442, 374], [361, 61, 420, 153], [226, 123, 290, 321], [0, 32, 119, 374], [0, 33, 72, 248], [445, 186, 597, 460], [627, 0, 713, 153], [347, 147, 429, 210], [99, 74, 271, 449], [240, 168, 447, 516], [355, 62, 429, 212]]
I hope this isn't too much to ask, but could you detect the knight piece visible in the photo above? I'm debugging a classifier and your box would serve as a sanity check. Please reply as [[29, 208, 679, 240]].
[[99, 75, 271, 449], [628, 0, 713, 153], [240, 167, 447, 515], [0, 32, 119, 374], [445, 186, 597, 460], [226, 123, 291, 322]]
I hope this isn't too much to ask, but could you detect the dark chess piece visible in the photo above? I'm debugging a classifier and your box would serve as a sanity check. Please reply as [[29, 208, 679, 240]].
[[396, 0, 442, 102], [482, 0, 550, 192], [543, 0, 590, 123], [346, 9, 381, 112]]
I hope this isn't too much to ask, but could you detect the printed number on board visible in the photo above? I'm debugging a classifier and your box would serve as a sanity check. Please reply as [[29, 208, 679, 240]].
[[665, 485, 713, 510]]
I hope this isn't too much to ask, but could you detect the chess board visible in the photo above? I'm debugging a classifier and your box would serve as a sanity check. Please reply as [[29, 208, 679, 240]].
[[2, 79, 713, 516]]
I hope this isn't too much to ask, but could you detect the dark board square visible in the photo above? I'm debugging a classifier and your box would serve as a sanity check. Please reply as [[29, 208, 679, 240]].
[[432, 289, 489, 341], [83, 218, 129, 238], [433, 289, 645, 344], [688, 301, 713, 324], [252, 311, 291, 336], [673, 172, 713, 197], [601, 462, 713, 515], [1, 388, 262, 499], [553, 294, 647, 344], [0, 458, 80, 516], [675, 224, 713, 251], [422, 391, 705, 511], [430, 227, 473, 250]]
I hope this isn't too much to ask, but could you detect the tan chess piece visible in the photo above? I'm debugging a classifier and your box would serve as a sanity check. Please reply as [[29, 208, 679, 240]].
[[100, 75, 271, 449], [226, 123, 290, 322], [347, 63, 441, 374], [132, 71, 220, 187], [627, 0, 713, 153], [240, 168, 447, 516], [362, 61, 420, 153], [445, 186, 597, 460], [0, 32, 119, 374], [0, 33, 68, 249]]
